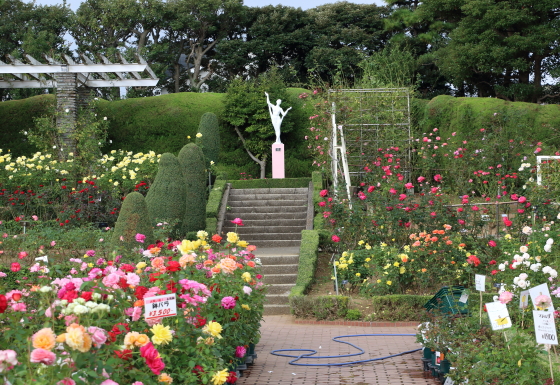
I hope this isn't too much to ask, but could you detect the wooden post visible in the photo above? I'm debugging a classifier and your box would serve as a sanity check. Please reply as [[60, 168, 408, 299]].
[[55, 72, 78, 159]]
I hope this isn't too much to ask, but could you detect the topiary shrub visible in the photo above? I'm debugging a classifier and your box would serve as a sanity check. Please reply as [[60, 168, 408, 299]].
[[111, 192, 154, 251], [145, 153, 186, 234], [196, 112, 220, 168], [178, 143, 207, 234]]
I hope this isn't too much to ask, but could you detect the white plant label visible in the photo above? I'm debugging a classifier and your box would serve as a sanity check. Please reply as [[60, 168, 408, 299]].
[[444, 377, 455, 385], [144, 293, 177, 320], [459, 290, 469, 304], [533, 310, 558, 345], [485, 302, 512, 330], [529, 283, 554, 311], [519, 290, 530, 309], [475, 274, 486, 292]]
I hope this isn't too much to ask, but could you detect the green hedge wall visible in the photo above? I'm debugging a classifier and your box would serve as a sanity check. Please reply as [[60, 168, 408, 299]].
[[0, 94, 53, 156], [231, 177, 311, 189], [290, 229, 320, 297], [415, 95, 560, 146]]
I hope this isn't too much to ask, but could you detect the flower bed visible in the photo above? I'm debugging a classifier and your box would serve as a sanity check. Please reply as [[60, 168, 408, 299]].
[[0, 231, 264, 385]]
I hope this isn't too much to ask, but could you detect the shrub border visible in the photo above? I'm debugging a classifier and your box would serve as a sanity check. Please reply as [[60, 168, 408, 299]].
[[205, 178, 227, 234], [289, 229, 320, 297], [230, 178, 310, 189]]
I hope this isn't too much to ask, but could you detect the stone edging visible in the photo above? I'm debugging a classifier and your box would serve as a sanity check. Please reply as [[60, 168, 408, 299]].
[[293, 319, 419, 327]]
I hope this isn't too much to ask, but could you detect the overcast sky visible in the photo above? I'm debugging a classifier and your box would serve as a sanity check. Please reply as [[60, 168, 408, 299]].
[[36, 0, 386, 11]]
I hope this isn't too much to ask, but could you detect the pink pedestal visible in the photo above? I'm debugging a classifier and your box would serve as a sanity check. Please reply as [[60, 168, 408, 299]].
[[272, 143, 285, 179]]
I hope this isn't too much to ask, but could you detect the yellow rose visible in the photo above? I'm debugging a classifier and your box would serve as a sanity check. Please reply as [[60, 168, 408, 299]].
[[241, 272, 251, 283], [203, 321, 223, 338], [227, 232, 238, 243], [158, 373, 173, 384], [386, 281, 392, 286], [151, 324, 173, 345], [242, 304, 251, 310], [211, 369, 229, 385], [237, 240, 249, 248]]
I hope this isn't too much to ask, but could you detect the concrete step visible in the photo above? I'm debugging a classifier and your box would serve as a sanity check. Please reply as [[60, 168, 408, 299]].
[[230, 188, 308, 195], [263, 304, 291, 315], [224, 212, 307, 221], [224, 218, 307, 227], [225, 206, 307, 214], [227, 199, 307, 207], [257, 255, 300, 265], [263, 273, 297, 284], [265, 284, 295, 295], [260, 264, 298, 275], [265, 294, 290, 305], [222, 226, 305, 235], [228, 193, 307, 201], [223, 227, 303, 240], [244, 240, 301, 247]]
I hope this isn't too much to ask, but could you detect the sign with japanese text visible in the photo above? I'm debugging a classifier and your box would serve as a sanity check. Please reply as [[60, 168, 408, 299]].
[[144, 294, 177, 320]]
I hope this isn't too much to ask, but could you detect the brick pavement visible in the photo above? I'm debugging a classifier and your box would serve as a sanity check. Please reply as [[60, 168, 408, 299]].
[[238, 316, 437, 385]]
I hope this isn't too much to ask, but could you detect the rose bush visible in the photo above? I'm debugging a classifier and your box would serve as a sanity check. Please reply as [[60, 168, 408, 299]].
[[0, 231, 264, 385]]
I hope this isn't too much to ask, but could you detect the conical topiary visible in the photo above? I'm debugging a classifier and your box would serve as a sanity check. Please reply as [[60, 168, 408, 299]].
[[111, 191, 154, 250], [178, 143, 207, 235], [145, 153, 186, 233], [195, 112, 220, 168]]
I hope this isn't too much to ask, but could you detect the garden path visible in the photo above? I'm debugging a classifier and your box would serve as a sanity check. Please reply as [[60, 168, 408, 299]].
[[238, 315, 436, 385]]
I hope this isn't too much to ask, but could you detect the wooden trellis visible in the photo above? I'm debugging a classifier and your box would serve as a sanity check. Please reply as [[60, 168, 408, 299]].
[[0, 53, 159, 157]]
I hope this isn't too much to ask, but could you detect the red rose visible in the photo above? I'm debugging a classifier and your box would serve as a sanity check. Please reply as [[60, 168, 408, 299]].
[[62, 290, 78, 303], [112, 323, 130, 334], [120, 264, 134, 273], [212, 234, 222, 243], [0, 294, 7, 313], [80, 291, 92, 301], [10, 262, 20, 272], [118, 277, 129, 289], [149, 273, 162, 282], [226, 371, 238, 383], [114, 349, 133, 360], [192, 365, 205, 375], [166, 261, 180, 272], [135, 286, 149, 300]]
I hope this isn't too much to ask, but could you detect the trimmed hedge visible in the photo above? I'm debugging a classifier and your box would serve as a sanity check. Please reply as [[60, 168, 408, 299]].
[[145, 153, 186, 229], [111, 192, 154, 250], [230, 177, 311, 189], [367, 293, 497, 322], [196, 112, 221, 167], [0, 94, 53, 156], [206, 179, 227, 219], [289, 295, 349, 320], [178, 143, 207, 234], [290, 229, 320, 296]]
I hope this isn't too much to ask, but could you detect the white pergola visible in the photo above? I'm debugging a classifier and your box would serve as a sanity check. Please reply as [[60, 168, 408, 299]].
[[0, 53, 159, 158], [0, 53, 158, 88]]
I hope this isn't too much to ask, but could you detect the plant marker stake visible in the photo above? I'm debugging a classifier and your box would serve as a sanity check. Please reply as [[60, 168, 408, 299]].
[[549, 348, 554, 382], [503, 330, 510, 351], [479, 291, 482, 325]]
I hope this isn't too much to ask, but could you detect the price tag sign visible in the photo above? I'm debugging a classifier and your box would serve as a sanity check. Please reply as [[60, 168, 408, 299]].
[[144, 293, 177, 320], [475, 274, 486, 292], [444, 377, 455, 385], [533, 310, 558, 345], [486, 302, 512, 330]]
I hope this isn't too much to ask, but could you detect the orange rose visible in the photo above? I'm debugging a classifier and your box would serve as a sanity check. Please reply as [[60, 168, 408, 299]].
[[32, 328, 56, 351], [220, 258, 237, 274]]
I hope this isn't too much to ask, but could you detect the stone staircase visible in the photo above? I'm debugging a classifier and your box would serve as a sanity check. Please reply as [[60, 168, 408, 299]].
[[220, 187, 311, 315]]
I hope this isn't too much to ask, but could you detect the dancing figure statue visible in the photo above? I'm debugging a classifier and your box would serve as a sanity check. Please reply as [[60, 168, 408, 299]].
[[265, 92, 291, 144]]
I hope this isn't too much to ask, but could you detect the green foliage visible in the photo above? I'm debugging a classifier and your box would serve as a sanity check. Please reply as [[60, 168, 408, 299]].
[[345, 309, 362, 321], [290, 230, 319, 296], [230, 177, 311, 189], [178, 143, 207, 234], [289, 295, 349, 320], [206, 179, 227, 219], [357, 46, 417, 88], [196, 112, 221, 167], [145, 153, 186, 233], [0, 94, 52, 156], [223, 69, 295, 165], [110, 191, 154, 250], [97, 92, 226, 154]]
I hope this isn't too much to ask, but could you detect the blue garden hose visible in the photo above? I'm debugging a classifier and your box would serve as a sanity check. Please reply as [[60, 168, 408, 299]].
[[270, 333, 421, 367]]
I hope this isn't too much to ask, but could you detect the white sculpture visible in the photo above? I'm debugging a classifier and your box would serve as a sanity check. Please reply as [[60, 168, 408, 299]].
[[265, 92, 291, 144]]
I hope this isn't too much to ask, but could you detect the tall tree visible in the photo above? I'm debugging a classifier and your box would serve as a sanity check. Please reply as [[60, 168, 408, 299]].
[[161, 0, 244, 93], [428, 0, 560, 102]]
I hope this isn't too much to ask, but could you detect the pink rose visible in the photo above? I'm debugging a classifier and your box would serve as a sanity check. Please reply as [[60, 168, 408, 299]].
[[57, 380, 76, 385], [535, 294, 552, 309], [498, 291, 514, 304], [102, 273, 121, 288], [126, 272, 140, 286], [488, 240, 497, 247], [88, 327, 108, 346], [135, 233, 146, 243], [235, 345, 246, 358], [518, 196, 527, 203], [30, 348, 56, 365], [417, 176, 426, 183], [221, 296, 236, 309], [319, 189, 328, 197], [231, 218, 244, 226], [331, 235, 340, 242], [100, 380, 119, 385]]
